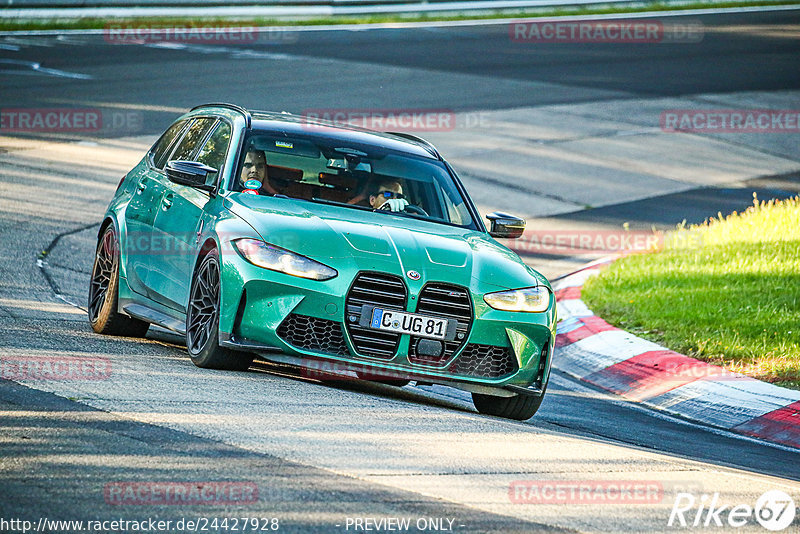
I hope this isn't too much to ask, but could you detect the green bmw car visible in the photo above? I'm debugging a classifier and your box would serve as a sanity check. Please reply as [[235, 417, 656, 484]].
[[89, 103, 556, 420]]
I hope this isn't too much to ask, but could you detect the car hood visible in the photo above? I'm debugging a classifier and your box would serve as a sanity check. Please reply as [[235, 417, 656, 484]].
[[225, 195, 549, 291]]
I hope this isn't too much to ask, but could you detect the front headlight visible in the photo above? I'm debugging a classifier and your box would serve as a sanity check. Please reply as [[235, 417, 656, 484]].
[[233, 238, 337, 281], [484, 286, 551, 312]]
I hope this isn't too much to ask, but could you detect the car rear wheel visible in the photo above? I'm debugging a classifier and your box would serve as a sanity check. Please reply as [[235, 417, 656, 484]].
[[472, 388, 546, 421], [88, 225, 150, 337], [186, 248, 253, 371]]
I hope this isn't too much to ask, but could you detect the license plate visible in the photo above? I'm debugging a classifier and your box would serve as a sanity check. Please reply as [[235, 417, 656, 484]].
[[369, 308, 449, 340]]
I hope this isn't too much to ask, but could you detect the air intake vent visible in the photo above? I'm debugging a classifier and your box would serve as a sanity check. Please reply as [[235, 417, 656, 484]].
[[449, 343, 518, 378], [408, 283, 472, 366], [534, 340, 549, 388], [345, 272, 407, 359], [277, 313, 349, 356]]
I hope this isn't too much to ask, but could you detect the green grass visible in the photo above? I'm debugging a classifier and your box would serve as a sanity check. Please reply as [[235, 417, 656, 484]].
[[1, 0, 798, 32], [581, 195, 800, 389]]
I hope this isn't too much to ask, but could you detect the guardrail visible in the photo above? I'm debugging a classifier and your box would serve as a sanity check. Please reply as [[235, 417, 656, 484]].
[[2, 0, 670, 18]]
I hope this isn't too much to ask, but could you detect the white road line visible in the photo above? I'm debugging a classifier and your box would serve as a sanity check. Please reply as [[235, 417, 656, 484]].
[[0, 59, 92, 80], [144, 41, 296, 60]]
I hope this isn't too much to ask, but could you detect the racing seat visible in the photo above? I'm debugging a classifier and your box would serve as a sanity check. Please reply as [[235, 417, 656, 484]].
[[265, 164, 305, 197], [316, 172, 358, 204]]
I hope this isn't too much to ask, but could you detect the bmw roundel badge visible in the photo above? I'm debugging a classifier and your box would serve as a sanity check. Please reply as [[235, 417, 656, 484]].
[[407, 270, 421, 280]]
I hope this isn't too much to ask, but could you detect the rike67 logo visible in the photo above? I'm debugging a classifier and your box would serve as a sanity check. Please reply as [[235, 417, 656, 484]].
[[669, 490, 796, 531]]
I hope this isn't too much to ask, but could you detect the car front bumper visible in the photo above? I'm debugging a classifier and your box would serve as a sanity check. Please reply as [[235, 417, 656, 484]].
[[218, 258, 556, 391]]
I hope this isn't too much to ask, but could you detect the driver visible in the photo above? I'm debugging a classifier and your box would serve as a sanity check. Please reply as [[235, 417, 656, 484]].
[[369, 180, 408, 212], [239, 148, 278, 195]]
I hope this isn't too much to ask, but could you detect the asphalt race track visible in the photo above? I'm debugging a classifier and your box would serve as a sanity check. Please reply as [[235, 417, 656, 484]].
[[1, 8, 799, 533]]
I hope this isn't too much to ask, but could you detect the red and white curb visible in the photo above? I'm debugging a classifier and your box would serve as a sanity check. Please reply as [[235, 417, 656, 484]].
[[552, 258, 800, 450]]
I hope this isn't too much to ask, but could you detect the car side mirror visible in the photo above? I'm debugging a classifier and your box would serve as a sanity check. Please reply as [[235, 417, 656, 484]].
[[166, 160, 217, 193], [486, 212, 526, 239]]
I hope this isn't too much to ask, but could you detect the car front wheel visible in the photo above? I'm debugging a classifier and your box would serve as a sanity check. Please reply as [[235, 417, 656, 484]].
[[186, 248, 253, 371], [472, 387, 547, 421]]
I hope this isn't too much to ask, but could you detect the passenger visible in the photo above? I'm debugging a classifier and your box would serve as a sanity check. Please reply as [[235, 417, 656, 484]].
[[367, 181, 408, 212], [346, 181, 371, 206], [239, 148, 278, 195]]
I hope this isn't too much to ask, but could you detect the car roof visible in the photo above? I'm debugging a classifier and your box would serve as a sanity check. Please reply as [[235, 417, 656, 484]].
[[189, 104, 440, 160]]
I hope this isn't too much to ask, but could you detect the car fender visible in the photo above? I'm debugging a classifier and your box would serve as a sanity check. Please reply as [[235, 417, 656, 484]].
[[197, 206, 264, 336], [94, 212, 140, 314]]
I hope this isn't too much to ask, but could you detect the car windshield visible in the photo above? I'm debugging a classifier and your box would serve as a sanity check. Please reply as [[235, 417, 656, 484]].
[[231, 132, 476, 229]]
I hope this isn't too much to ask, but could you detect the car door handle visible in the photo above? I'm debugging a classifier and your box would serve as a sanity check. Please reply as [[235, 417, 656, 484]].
[[162, 194, 173, 210], [136, 180, 147, 192]]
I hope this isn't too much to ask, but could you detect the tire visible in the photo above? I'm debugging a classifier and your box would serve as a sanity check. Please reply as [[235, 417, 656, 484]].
[[472, 387, 547, 421], [186, 248, 253, 371], [88, 225, 150, 337]]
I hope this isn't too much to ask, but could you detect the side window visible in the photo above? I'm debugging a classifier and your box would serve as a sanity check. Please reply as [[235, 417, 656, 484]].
[[151, 119, 187, 170], [196, 121, 232, 186], [170, 118, 217, 162]]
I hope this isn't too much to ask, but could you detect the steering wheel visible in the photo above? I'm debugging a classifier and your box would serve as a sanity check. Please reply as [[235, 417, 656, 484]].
[[403, 204, 428, 216], [379, 203, 429, 217]]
